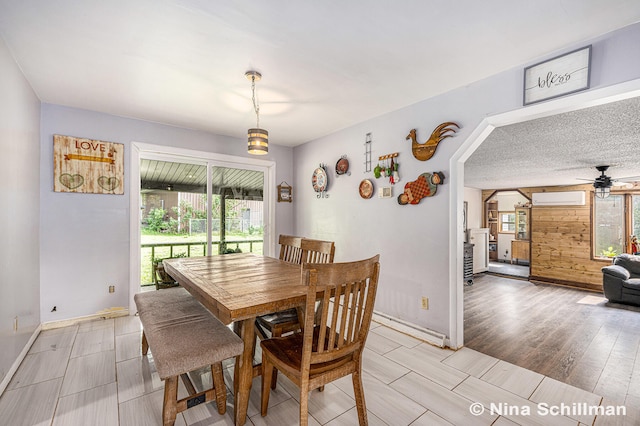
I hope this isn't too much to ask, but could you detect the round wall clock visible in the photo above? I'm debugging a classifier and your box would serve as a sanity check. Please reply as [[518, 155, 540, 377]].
[[312, 166, 328, 192]]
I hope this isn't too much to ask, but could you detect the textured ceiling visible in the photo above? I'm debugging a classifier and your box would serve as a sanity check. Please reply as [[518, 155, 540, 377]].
[[464, 96, 640, 189], [1, 1, 640, 146]]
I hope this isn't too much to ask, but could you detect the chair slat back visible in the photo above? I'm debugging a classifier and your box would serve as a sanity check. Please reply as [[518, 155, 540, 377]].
[[301, 238, 335, 264], [300, 255, 380, 367], [278, 235, 303, 264]]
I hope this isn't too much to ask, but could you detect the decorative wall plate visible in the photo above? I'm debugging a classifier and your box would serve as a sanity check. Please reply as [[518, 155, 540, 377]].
[[359, 179, 373, 199], [336, 156, 350, 175], [312, 166, 328, 192]]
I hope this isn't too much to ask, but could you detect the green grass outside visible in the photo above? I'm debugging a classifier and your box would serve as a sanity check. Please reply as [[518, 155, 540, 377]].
[[140, 230, 264, 286]]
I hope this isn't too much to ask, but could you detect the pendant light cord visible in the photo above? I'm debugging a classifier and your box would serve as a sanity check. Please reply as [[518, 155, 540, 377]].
[[251, 76, 260, 128]]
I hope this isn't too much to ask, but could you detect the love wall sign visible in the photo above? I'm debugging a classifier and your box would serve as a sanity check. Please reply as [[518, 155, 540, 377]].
[[53, 135, 124, 194]]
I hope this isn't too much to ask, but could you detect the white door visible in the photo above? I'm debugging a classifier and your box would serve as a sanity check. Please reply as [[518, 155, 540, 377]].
[[469, 228, 489, 273]]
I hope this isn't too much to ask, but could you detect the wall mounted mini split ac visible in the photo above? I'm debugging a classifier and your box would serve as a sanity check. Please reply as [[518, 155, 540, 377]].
[[532, 191, 586, 206]]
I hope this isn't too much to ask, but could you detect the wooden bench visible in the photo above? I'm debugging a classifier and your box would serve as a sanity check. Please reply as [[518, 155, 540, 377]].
[[134, 287, 243, 426]]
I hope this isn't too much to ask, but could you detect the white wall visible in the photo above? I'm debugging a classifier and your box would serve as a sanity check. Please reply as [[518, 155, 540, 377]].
[[464, 187, 483, 233], [293, 23, 640, 344], [39, 105, 295, 323], [0, 38, 41, 382]]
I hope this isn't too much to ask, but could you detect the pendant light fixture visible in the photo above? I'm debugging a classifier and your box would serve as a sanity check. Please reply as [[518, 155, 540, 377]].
[[246, 70, 268, 155]]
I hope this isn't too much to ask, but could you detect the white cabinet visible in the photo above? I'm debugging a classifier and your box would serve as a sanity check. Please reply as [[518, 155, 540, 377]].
[[469, 228, 489, 273]]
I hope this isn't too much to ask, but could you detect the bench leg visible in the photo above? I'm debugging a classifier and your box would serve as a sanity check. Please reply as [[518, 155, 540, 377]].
[[163, 376, 178, 426], [211, 363, 226, 415], [142, 331, 149, 355]]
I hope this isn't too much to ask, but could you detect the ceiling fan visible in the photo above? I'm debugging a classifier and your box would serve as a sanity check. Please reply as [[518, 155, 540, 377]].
[[578, 165, 640, 198]]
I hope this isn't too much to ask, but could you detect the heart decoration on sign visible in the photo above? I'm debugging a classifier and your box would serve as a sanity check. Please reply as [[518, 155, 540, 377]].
[[59, 173, 84, 189], [98, 176, 120, 191]]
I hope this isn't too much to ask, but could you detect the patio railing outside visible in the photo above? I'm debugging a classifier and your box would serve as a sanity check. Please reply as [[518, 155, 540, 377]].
[[141, 239, 263, 286]]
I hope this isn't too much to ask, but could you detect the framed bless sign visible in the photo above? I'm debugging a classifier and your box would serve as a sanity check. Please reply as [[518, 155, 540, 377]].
[[523, 45, 591, 105]]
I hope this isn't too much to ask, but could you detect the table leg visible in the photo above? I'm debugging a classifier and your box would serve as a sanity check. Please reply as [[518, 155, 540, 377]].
[[233, 318, 255, 426]]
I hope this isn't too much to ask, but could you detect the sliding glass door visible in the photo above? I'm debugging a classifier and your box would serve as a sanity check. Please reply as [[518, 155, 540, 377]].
[[138, 157, 267, 287], [211, 165, 264, 255]]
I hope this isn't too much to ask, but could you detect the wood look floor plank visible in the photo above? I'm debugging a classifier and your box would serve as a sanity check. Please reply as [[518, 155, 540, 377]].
[[114, 315, 142, 336], [385, 346, 468, 390], [323, 406, 387, 426], [115, 356, 163, 404], [441, 347, 499, 378], [390, 371, 498, 425], [465, 272, 640, 406], [410, 411, 455, 425], [118, 389, 187, 426], [0, 378, 62, 426], [7, 347, 71, 390], [70, 327, 115, 358], [364, 329, 402, 355], [249, 397, 322, 425], [333, 372, 427, 426], [454, 376, 577, 426], [52, 382, 118, 426], [115, 331, 142, 362], [530, 376, 602, 425], [28, 329, 77, 354], [361, 347, 410, 384], [60, 350, 116, 396], [480, 360, 544, 399]]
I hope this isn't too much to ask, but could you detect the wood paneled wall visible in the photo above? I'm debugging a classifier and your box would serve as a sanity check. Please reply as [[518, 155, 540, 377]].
[[483, 185, 608, 292]]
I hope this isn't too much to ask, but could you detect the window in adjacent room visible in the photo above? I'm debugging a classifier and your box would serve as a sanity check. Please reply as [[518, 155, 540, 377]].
[[593, 193, 640, 259], [499, 211, 516, 233]]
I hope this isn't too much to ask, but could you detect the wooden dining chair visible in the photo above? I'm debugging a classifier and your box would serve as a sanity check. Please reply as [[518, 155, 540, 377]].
[[260, 255, 380, 426], [278, 234, 304, 264], [254, 235, 305, 363], [256, 236, 336, 388], [301, 238, 336, 264]]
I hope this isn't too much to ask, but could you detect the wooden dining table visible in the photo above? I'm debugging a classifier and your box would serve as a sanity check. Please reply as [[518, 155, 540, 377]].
[[163, 252, 306, 425]]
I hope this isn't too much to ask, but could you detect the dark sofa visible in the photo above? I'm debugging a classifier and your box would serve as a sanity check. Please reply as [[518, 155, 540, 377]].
[[602, 253, 640, 306]]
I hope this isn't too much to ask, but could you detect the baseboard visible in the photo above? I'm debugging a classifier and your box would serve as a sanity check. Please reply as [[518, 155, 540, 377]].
[[372, 311, 447, 348], [42, 307, 130, 331], [529, 276, 603, 293], [0, 324, 42, 395]]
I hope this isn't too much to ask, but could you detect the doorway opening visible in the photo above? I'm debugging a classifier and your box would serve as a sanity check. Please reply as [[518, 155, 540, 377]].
[[484, 190, 530, 279]]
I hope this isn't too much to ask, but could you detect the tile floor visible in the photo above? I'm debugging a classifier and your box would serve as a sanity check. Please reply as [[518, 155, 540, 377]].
[[1, 315, 638, 425]]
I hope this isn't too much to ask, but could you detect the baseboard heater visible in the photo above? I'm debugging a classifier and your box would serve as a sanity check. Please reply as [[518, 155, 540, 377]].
[[372, 311, 446, 348]]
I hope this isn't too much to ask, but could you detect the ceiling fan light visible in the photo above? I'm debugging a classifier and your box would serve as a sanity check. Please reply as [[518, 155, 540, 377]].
[[595, 186, 610, 199]]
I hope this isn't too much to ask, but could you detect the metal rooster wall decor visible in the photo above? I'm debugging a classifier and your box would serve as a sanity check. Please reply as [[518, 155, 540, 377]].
[[406, 122, 460, 161]]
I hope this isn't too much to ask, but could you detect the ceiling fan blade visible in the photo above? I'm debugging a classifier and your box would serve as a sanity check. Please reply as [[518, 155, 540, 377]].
[[613, 176, 640, 181]]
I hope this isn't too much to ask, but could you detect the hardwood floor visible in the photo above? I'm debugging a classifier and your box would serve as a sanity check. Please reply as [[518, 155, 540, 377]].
[[5, 311, 640, 424], [464, 272, 640, 407]]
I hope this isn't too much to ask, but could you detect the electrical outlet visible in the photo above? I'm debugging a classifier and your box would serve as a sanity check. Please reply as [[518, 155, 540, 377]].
[[109, 285, 115, 293], [421, 297, 429, 310]]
